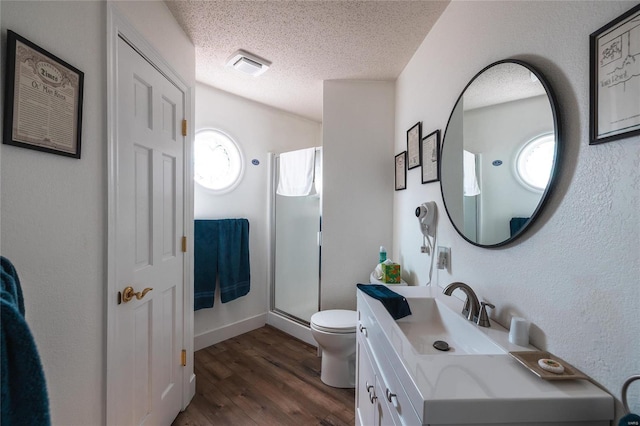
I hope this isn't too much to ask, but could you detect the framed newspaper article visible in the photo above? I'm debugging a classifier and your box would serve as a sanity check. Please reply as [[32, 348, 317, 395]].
[[3, 30, 84, 158], [395, 151, 406, 191], [420, 129, 440, 184], [406, 121, 421, 170], [589, 4, 640, 145]]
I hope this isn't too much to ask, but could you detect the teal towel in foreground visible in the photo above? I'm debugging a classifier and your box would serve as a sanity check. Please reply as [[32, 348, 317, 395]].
[[357, 284, 412, 320], [1, 257, 51, 426]]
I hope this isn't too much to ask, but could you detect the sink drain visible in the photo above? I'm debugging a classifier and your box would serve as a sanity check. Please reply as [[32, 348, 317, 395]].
[[433, 340, 450, 352]]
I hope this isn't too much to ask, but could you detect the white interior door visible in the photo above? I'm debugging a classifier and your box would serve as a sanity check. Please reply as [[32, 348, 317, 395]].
[[113, 36, 185, 425]]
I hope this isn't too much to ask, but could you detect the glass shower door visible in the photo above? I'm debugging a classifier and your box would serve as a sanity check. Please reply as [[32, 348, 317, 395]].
[[272, 150, 321, 324]]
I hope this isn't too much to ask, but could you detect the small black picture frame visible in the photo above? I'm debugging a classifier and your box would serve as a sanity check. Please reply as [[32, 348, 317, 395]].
[[3, 30, 84, 158], [421, 129, 440, 184], [589, 4, 640, 145], [395, 151, 407, 191], [406, 121, 421, 169]]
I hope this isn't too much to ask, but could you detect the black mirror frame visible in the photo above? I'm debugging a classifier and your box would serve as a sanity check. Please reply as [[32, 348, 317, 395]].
[[439, 59, 562, 248]]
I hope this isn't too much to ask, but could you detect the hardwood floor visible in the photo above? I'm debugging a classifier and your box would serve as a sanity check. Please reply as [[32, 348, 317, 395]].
[[172, 326, 355, 426]]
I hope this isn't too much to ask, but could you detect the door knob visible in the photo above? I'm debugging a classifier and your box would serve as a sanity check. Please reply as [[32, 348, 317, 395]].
[[120, 286, 153, 303]]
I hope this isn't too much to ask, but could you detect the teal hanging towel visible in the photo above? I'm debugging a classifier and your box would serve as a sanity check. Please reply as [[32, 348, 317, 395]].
[[194, 219, 251, 310]]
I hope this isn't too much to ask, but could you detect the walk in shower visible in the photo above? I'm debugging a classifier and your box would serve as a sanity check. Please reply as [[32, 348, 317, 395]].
[[269, 148, 322, 325]]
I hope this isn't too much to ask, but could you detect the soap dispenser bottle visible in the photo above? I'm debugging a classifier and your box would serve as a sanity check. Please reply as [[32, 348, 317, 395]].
[[379, 246, 387, 264]]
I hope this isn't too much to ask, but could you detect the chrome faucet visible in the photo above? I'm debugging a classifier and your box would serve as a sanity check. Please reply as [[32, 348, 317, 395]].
[[443, 282, 481, 323]]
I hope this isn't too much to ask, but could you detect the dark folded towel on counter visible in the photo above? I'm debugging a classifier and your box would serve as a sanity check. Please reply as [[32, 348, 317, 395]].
[[356, 284, 412, 320]]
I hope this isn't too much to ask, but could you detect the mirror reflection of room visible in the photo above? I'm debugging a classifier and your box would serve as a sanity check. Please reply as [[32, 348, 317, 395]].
[[441, 61, 558, 247]]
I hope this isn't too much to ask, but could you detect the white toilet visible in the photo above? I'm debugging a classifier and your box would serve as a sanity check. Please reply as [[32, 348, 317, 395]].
[[310, 309, 357, 388]]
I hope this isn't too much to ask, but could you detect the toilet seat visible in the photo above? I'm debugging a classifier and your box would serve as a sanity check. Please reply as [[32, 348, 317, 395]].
[[310, 310, 357, 334]]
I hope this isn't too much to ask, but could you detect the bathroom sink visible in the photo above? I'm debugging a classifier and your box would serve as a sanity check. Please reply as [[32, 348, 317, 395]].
[[395, 297, 505, 355]]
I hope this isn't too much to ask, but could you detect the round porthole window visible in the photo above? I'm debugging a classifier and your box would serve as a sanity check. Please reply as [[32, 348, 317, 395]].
[[515, 133, 555, 192], [194, 129, 244, 193]]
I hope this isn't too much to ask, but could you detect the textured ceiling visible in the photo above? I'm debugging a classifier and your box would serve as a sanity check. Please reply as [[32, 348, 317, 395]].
[[165, 0, 450, 122], [463, 63, 548, 111], [464, 63, 547, 111]]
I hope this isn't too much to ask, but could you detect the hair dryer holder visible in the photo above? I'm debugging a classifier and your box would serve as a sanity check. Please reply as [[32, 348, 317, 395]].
[[620, 375, 640, 426]]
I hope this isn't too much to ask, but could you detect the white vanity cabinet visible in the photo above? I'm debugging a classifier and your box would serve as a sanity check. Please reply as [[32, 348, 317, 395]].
[[356, 296, 421, 426], [356, 333, 376, 426], [356, 336, 394, 426], [356, 288, 614, 426]]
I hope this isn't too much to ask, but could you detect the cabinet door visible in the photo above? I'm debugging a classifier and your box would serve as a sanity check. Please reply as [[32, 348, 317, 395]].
[[356, 338, 377, 426], [375, 379, 396, 426]]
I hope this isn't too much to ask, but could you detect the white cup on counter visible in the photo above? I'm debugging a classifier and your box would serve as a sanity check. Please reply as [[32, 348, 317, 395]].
[[509, 317, 530, 346]]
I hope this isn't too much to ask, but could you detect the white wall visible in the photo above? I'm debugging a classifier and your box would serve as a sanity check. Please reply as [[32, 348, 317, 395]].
[[395, 0, 639, 418], [111, 1, 194, 86], [0, 0, 3, 250], [0, 1, 194, 424], [322, 80, 395, 310], [193, 83, 321, 348], [1, 3, 105, 423]]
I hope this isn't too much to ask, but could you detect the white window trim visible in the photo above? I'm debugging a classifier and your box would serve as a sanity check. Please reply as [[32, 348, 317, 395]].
[[194, 128, 245, 194], [513, 133, 555, 193]]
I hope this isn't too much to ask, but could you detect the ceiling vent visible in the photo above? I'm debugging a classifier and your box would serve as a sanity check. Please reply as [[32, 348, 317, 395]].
[[226, 50, 271, 77]]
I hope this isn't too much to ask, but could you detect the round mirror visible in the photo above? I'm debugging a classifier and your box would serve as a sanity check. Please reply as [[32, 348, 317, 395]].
[[440, 60, 560, 247]]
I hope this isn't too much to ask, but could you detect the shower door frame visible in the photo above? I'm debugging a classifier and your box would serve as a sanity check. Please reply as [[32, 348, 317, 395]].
[[268, 149, 322, 326]]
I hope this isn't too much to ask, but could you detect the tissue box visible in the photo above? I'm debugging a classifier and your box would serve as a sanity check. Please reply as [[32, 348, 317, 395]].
[[382, 263, 401, 284]]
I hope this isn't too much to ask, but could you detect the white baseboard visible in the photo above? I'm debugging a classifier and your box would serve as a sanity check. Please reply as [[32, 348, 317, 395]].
[[194, 312, 316, 351], [194, 313, 267, 351], [188, 373, 196, 406], [267, 311, 316, 347]]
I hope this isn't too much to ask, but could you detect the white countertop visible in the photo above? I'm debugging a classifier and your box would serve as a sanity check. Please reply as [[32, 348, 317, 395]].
[[358, 285, 614, 424]]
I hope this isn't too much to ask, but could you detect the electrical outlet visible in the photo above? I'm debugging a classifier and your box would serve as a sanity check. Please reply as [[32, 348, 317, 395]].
[[437, 246, 450, 270], [421, 245, 430, 254]]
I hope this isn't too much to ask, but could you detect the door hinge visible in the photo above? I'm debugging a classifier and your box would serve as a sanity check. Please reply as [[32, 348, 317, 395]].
[[181, 349, 187, 367], [181, 119, 187, 137], [181, 236, 187, 253]]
